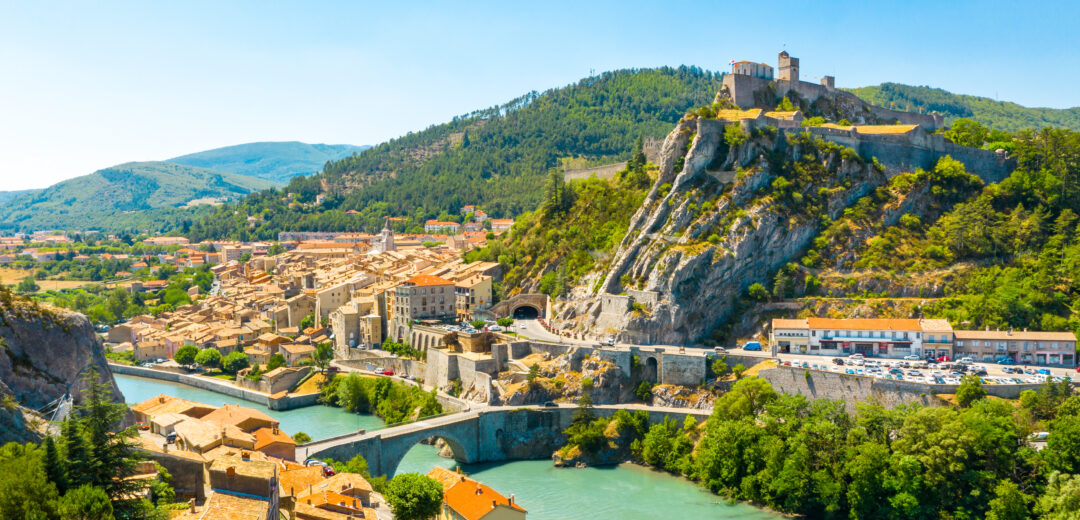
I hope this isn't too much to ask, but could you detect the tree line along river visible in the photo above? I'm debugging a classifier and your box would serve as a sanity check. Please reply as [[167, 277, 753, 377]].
[[115, 373, 780, 519]]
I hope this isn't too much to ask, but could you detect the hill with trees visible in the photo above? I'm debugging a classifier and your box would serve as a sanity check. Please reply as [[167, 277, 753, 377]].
[[182, 66, 723, 241], [0, 161, 274, 233], [849, 83, 1080, 132], [168, 141, 369, 184]]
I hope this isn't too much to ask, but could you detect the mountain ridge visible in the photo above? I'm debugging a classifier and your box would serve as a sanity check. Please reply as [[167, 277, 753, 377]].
[[168, 141, 369, 184]]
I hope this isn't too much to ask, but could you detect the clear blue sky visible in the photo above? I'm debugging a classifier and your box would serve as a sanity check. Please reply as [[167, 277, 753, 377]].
[[1, 0, 1077, 190]]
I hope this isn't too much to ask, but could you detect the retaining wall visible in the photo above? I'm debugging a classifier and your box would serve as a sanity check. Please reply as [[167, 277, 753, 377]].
[[109, 363, 314, 410]]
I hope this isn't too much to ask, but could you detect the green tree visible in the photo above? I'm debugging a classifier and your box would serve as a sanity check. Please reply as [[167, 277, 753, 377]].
[[266, 354, 285, 371], [731, 363, 746, 379], [313, 342, 334, 369], [1046, 415, 1080, 473], [42, 435, 67, 493], [299, 312, 315, 331], [955, 374, 987, 407], [747, 283, 769, 302], [292, 432, 312, 444], [469, 320, 487, 330], [985, 480, 1032, 520], [634, 380, 653, 401], [1037, 471, 1080, 520], [173, 345, 199, 366], [496, 317, 513, 327], [16, 276, 39, 293], [59, 484, 115, 520], [222, 351, 250, 375], [385, 473, 443, 520], [527, 364, 540, 388], [0, 442, 59, 519], [711, 357, 730, 379], [194, 348, 222, 369]]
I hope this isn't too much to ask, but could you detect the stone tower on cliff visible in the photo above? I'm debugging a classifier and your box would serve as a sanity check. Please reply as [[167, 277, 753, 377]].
[[778, 50, 799, 83]]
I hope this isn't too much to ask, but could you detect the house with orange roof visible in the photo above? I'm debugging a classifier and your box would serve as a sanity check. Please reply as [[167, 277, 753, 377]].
[[424, 220, 461, 233], [253, 426, 296, 460], [770, 317, 954, 359], [202, 404, 279, 433], [391, 274, 456, 341], [427, 467, 526, 520], [489, 219, 513, 233]]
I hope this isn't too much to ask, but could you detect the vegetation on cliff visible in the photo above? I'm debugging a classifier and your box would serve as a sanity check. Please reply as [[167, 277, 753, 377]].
[[465, 143, 653, 297], [560, 376, 1080, 519]]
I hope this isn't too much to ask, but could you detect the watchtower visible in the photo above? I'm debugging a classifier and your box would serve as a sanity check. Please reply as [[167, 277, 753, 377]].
[[778, 51, 799, 83]]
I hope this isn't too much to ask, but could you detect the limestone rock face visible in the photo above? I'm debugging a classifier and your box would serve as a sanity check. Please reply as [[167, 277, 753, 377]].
[[0, 300, 121, 441], [561, 116, 886, 345]]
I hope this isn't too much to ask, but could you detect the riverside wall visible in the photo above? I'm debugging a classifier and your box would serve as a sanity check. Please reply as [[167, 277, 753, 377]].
[[108, 364, 316, 410], [758, 366, 1045, 411]]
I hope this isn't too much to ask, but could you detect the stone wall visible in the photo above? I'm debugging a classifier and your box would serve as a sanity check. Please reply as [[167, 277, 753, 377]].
[[110, 363, 316, 411], [757, 366, 1047, 411]]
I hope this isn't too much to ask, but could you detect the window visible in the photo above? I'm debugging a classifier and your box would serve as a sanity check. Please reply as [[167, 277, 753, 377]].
[[956, 340, 964, 347], [811, 331, 816, 337]]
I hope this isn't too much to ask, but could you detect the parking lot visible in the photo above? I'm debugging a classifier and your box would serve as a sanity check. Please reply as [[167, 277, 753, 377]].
[[728, 348, 1078, 386]]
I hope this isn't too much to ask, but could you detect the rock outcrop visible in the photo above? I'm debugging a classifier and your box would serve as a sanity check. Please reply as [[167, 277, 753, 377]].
[[560, 116, 886, 345], [0, 293, 121, 441]]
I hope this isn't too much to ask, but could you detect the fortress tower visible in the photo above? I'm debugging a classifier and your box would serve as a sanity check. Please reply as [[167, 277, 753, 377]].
[[778, 51, 799, 83]]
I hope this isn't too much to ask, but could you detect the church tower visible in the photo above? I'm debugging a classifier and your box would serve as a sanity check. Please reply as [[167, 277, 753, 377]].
[[373, 218, 395, 253], [778, 51, 799, 84]]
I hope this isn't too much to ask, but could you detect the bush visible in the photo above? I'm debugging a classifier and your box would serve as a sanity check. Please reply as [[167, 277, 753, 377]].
[[634, 381, 653, 401], [292, 432, 311, 444], [496, 317, 514, 327], [747, 283, 769, 302], [385, 473, 443, 520], [267, 354, 285, 371], [732, 363, 747, 379]]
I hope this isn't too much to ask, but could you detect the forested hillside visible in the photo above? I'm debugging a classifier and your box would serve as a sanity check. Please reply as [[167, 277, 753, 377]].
[[183, 67, 722, 241], [0, 162, 273, 232], [850, 83, 1080, 132], [169, 141, 368, 184]]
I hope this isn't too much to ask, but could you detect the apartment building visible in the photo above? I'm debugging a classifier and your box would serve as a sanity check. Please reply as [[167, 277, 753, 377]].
[[953, 329, 1077, 366], [392, 274, 456, 341], [770, 317, 954, 359]]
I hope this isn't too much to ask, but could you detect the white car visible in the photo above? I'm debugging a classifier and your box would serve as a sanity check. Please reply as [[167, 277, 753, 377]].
[[848, 353, 865, 359], [903, 355, 920, 360]]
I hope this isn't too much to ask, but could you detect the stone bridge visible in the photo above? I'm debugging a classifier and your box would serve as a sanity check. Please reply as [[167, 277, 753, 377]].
[[480, 294, 550, 320], [298, 404, 710, 477]]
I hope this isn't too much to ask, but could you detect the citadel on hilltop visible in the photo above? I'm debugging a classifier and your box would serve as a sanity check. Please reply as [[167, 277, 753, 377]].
[[723, 50, 944, 130]]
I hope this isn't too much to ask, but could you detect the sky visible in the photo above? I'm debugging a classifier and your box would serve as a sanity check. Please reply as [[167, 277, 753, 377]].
[[1, 0, 1078, 190]]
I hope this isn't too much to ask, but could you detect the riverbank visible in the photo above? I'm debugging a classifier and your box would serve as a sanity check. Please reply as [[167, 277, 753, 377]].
[[109, 363, 318, 410]]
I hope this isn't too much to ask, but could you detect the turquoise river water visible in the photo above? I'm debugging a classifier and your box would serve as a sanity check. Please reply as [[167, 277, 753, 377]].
[[116, 373, 779, 520]]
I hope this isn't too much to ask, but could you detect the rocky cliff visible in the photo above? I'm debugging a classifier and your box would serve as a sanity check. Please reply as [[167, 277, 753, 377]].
[[556, 115, 889, 344], [0, 289, 121, 441]]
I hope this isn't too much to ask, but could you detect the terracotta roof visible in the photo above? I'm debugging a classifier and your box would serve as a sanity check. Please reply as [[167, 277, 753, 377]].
[[132, 395, 218, 419], [954, 329, 1077, 341], [405, 274, 453, 287], [194, 491, 270, 520], [439, 473, 527, 520], [715, 108, 763, 121], [279, 465, 326, 497], [772, 318, 809, 329], [807, 317, 924, 331], [203, 404, 278, 430], [854, 124, 919, 135], [253, 427, 296, 450]]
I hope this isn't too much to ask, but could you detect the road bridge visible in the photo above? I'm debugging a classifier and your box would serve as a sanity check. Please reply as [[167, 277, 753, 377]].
[[299, 404, 711, 477]]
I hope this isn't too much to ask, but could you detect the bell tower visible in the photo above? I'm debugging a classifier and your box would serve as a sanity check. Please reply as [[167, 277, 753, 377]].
[[778, 51, 799, 84]]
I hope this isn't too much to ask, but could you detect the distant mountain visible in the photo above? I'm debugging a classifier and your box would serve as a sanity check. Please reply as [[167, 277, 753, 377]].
[[0, 189, 40, 207], [169, 141, 369, 184], [849, 83, 1080, 132], [0, 161, 275, 232]]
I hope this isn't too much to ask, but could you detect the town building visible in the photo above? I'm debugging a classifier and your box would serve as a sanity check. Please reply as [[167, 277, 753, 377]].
[[425, 220, 462, 233], [427, 467, 526, 520], [769, 317, 954, 359], [953, 329, 1077, 366], [392, 274, 456, 340]]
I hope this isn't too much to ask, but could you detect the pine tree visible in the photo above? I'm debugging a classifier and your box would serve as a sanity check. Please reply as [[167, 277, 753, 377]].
[[62, 419, 91, 488], [43, 435, 68, 493]]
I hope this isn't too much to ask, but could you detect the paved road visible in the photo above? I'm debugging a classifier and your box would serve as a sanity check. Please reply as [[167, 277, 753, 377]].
[[514, 319, 596, 346]]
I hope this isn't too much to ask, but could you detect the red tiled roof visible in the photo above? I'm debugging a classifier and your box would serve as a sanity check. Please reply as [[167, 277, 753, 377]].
[[405, 274, 453, 287]]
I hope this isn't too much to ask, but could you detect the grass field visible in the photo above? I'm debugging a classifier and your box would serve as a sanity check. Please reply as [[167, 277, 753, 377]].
[[0, 267, 97, 292]]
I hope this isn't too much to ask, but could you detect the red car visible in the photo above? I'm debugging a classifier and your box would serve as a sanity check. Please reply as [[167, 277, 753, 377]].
[[383, 369, 394, 376], [936, 356, 950, 362]]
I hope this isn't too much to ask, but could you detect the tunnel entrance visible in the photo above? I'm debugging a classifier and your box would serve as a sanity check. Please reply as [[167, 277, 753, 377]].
[[512, 305, 540, 320]]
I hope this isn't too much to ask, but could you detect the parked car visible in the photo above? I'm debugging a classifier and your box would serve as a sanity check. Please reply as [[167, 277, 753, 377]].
[[903, 355, 920, 360], [996, 357, 1016, 365], [543, 401, 558, 408], [848, 353, 865, 359], [831, 358, 845, 366], [382, 369, 394, 376], [1037, 368, 1052, 375], [959, 357, 975, 364], [742, 341, 763, 351], [713, 346, 727, 354]]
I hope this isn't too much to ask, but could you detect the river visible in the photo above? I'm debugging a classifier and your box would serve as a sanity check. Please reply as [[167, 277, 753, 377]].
[[115, 373, 780, 520]]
